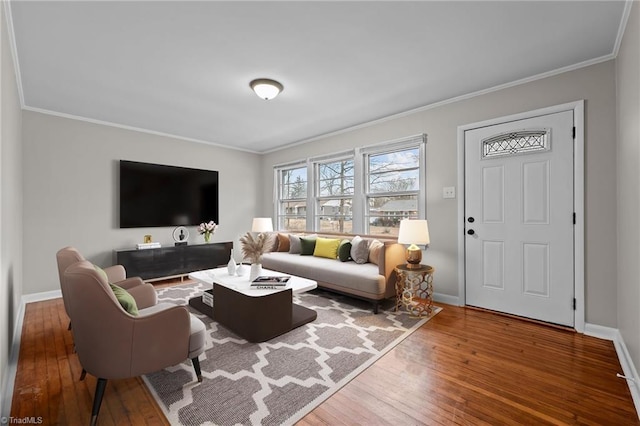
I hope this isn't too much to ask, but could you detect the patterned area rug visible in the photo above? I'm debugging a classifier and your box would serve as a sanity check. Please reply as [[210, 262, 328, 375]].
[[143, 282, 441, 425]]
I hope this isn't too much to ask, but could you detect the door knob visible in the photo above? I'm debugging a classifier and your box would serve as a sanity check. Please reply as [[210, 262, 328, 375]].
[[467, 229, 475, 235], [468, 217, 475, 223]]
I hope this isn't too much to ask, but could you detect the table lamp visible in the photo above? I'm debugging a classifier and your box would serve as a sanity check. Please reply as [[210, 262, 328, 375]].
[[251, 217, 273, 233], [397, 219, 430, 269]]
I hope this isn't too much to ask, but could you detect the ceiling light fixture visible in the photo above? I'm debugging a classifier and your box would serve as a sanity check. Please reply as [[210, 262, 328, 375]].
[[250, 78, 283, 100]]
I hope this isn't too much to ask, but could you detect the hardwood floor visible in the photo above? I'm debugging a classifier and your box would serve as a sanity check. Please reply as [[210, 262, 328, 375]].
[[10, 287, 639, 425]]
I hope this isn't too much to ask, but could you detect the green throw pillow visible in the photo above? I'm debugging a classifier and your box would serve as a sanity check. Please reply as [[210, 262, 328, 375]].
[[338, 239, 352, 262], [94, 265, 109, 282], [300, 236, 317, 255], [109, 283, 139, 316], [94, 264, 139, 316]]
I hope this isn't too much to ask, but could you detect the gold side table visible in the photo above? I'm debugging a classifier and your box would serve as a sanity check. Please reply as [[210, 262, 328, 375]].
[[394, 264, 434, 317]]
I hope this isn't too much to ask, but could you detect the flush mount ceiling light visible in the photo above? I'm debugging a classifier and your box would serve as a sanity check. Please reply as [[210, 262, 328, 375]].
[[250, 78, 283, 100]]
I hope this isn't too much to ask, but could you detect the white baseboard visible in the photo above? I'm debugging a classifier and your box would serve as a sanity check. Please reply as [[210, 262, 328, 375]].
[[0, 298, 25, 418], [22, 289, 61, 303], [613, 329, 640, 419], [433, 292, 459, 306], [584, 322, 619, 341], [584, 323, 640, 419]]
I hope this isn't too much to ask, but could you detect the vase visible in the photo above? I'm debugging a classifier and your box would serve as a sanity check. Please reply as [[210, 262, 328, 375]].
[[227, 249, 237, 275], [204, 232, 211, 243], [236, 263, 248, 277], [249, 263, 262, 281]]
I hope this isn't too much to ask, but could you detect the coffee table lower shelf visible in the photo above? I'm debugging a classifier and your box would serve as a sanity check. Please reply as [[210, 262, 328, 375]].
[[188, 284, 317, 343]]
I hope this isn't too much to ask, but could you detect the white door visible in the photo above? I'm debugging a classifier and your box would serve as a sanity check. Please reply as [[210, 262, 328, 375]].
[[464, 110, 574, 326]]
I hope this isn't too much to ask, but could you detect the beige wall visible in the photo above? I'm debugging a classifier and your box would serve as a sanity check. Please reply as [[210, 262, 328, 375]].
[[21, 111, 261, 294], [0, 2, 23, 416], [262, 61, 618, 327], [616, 1, 640, 380]]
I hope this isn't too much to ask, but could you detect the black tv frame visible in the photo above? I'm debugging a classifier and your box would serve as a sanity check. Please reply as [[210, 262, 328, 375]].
[[118, 160, 219, 229]]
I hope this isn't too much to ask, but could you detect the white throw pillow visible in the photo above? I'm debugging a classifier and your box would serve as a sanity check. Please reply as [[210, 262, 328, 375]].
[[350, 236, 370, 264]]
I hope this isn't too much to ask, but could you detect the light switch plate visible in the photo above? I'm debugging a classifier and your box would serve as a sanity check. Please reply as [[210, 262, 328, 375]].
[[443, 186, 456, 199]]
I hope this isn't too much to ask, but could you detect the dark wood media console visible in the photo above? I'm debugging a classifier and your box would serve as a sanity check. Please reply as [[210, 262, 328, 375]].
[[114, 242, 232, 281]]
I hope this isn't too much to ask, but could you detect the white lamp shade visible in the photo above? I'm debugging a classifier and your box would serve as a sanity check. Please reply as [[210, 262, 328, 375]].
[[397, 219, 430, 245], [251, 217, 273, 233]]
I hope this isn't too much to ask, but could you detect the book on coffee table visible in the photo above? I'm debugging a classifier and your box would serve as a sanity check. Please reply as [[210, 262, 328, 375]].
[[251, 275, 290, 287]]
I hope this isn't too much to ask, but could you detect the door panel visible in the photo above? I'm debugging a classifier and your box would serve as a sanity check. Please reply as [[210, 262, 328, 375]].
[[465, 110, 574, 326], [482, 166, 504, 223], [522, 161, 549, 224]]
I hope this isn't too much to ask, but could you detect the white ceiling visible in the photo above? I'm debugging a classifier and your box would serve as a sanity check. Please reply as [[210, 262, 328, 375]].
[[9, 1, 628, 153]]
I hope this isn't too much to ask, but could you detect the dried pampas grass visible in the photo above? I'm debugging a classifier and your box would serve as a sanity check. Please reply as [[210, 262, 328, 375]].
[[240, 232, 267, 264]]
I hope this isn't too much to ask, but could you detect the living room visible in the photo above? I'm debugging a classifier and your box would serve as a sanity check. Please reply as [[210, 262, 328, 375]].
[[1, 1, 639, 424]]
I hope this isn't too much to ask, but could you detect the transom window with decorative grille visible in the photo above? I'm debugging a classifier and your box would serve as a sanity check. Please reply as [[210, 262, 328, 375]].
[[482, 129, 549, 158]]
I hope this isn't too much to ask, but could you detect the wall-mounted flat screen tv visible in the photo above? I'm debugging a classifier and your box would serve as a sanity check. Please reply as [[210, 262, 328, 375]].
[[119, 160, 219, 228]]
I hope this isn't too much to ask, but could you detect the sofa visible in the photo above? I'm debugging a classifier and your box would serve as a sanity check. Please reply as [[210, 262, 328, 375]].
[[260, 233, 405, 313]]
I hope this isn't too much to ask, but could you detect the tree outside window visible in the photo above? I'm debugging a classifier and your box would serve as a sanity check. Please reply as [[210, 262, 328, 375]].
[[315, 159, 353, 233], [366, 147, 420, 236], [278, 166, 307, 231]]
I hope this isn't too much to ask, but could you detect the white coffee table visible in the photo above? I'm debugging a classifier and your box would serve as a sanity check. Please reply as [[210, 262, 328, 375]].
[[188, 267, 318, 342]]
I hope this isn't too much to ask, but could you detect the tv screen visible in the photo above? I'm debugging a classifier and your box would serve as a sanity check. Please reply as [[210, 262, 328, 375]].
[[119, 160, 219, 228]]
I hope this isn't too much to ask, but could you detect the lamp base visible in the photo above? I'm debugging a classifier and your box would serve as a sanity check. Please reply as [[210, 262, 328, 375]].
[[405, 244, 422, 269]]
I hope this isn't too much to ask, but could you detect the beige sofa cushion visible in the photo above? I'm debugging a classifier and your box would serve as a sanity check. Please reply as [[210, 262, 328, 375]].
[[261, 252, 384, 297]]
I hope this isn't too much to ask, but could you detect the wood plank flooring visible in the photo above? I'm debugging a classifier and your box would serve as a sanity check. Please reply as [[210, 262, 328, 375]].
[[10, 286, 639, 425]]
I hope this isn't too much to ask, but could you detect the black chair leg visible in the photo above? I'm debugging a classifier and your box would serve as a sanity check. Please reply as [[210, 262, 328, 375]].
[[90, 378, 107, 426], [192, 357, 203, 382], [80, 368, 86, 381]]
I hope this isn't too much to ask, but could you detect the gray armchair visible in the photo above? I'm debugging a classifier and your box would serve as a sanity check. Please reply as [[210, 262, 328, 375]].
[[56, 246, 157, 325], [63, 260, 206, 425]]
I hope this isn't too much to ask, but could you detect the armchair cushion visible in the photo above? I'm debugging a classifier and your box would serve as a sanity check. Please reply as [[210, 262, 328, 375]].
[[109, 283, 139, 316]]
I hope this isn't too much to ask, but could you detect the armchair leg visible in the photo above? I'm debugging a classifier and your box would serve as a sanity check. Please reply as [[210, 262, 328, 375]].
[[90, 378, 108, 426], [192, 357, 203, 382], [68, 321, 72, 330], [80, 368, 86, 381]]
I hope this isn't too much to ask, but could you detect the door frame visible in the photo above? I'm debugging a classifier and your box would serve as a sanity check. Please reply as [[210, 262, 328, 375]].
[[456, 100, 585, 332]]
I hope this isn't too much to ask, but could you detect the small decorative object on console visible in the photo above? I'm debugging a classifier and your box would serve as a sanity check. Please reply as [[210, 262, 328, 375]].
[[136, 242, 161, 250], [198, 220, 218, 243], [173, 226, 189, 246]]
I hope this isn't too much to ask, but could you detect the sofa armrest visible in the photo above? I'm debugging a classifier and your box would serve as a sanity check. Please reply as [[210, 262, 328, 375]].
[[104, 265, 126, 283], [381, 242, 406, 298], [126, 283, 157, 309]]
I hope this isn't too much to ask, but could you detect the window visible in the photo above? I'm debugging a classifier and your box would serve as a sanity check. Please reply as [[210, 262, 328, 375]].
[[365, 146, 422, 236], [315, 158, 354, 233], [274, 134, 426, 236], [276, 165, 307, 231]]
